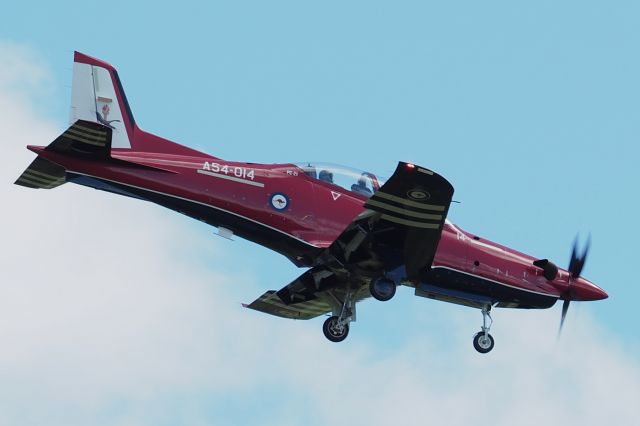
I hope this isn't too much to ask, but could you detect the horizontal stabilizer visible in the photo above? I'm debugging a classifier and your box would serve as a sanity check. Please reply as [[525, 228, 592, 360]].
[[48, 120, 112, 157], [15, 157, 66, 189]]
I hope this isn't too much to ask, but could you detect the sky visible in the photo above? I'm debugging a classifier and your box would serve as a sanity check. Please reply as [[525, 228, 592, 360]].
[[1, 1, 639, 425]]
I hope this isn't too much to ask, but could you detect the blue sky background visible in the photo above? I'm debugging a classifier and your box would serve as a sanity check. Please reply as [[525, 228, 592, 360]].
[[2, 1, 639, 425]]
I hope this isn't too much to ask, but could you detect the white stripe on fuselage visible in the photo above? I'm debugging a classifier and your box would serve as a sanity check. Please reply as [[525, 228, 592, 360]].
[[197, 169, 265, 187]]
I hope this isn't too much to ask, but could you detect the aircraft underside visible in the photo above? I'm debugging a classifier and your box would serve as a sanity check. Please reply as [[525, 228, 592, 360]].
[[69, 172, 558, 311], [67, 173, 322, 266]]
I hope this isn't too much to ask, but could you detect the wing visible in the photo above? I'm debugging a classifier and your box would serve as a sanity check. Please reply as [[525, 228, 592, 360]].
[[244, 266, 371, 320], [363, 162, 454, 280], [245, 161, 454, 320], [244, 290, 331, 320], [245, 267, 333, 319]]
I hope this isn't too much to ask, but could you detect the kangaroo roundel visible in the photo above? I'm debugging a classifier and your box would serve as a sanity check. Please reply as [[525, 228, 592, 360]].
[[270, 193, 289, 211]]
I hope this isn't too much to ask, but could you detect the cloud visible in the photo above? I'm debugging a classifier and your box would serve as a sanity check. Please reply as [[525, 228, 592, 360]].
[[0, 41, 638, 426]]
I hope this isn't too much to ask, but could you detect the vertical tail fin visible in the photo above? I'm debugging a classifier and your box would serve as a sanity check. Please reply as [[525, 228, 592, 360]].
[[70, 52, 208, 157], [70, 52, 135, 150]]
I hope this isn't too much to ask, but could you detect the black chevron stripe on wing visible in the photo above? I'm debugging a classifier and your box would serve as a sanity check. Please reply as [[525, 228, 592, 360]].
[[364, 162, 454, 280], [245, 280, 373, 320], [365, 192, 445, 229], [245, 290, 332, 320]]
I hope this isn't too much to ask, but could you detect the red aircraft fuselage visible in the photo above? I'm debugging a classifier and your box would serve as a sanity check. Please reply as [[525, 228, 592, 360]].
[[27, 144, 606, 306], [16, 51, 607, 351]]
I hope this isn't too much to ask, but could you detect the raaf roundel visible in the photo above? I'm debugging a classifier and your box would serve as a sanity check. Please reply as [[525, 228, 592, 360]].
[[15, 52, 607, 353]]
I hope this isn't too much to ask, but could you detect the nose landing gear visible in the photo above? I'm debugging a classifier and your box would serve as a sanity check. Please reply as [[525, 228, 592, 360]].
[[473, 305, 495, 354]]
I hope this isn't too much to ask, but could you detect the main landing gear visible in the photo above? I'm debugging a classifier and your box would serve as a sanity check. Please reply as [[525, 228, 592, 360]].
[[322, 290, 355, 343], [323, 316, 350, 342], [369, 277, 396, 302], [321, 281, 497, 352], [473, 305, 495, 354], [323, 277, 397, 342]]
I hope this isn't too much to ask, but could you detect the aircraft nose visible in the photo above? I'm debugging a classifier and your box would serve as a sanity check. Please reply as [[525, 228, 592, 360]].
[[572, 277, 608, 301]]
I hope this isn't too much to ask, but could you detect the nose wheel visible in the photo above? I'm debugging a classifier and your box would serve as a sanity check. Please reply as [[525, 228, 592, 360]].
[[473, 331, 495, 353], [473, 305, 495, 354]]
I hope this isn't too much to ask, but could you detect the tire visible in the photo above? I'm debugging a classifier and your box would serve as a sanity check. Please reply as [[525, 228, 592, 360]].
[[473, 331, 495, 354], [369, 277, 396, 302], [322, 316, 349, 342]]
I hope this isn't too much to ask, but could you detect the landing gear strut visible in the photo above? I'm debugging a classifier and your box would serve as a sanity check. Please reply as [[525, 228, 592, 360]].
[[473, 305, 495, 354], [322, 290, 355, 343]]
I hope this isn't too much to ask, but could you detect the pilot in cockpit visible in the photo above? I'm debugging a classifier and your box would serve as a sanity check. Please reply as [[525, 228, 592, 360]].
[[351, 175, 372, 196], [319, 170, 334, 183]]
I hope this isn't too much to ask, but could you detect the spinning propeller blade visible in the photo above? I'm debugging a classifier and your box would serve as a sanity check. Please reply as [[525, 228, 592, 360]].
[[558, 235, 591, 336], [568, 235, 590, 278], [558, 299, 571, 336]]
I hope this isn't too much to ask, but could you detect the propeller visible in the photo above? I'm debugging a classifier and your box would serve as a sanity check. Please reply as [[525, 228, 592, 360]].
[[558, 235, 591, 336], [568, 235, 590, 279]]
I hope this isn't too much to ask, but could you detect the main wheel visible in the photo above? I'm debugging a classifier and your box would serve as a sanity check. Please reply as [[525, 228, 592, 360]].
[[322, 316, 350, 342], [369, 277, 396, 302], [473, 331, 495, 353]]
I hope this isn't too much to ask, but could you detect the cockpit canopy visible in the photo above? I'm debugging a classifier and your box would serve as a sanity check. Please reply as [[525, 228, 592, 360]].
[[295, 162, 385, 197]]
